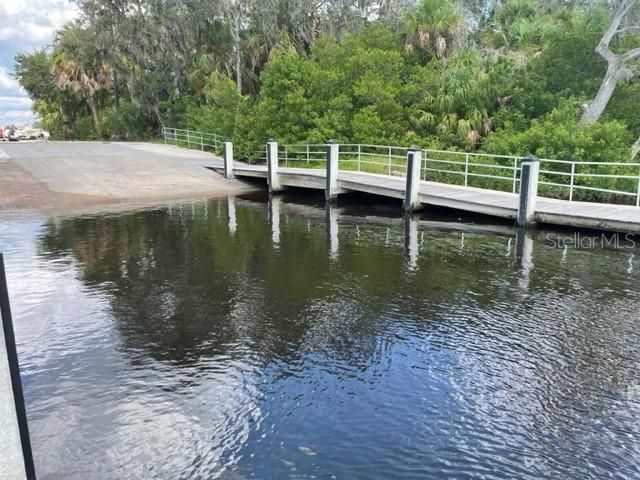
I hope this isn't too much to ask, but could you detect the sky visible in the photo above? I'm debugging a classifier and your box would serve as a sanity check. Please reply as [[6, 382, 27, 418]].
[[0, 0, 79, 126]]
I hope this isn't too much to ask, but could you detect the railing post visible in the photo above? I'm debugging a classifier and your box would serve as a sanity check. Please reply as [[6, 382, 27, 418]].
[[464, 153, 469, 187], [200, 133, 204, 151], [267, 139, 282, 193], [636, 167, 640, 207], [422, 150, 427, 181], [224, 139, 234, 179], [404, 146, 423, 212], [0, 254, 36, 480], [306, 145, 310, 164], [163, 127, 166, 144], [388, 146, 392, 176], [512, 158, 518, 194], [284, 146, 288, 167], [187, 130, 190, 148], [569, 162, 576, 202], [357, 144, 361, 172], [517, 154, 540, 228], [326, 139, 340, 202]]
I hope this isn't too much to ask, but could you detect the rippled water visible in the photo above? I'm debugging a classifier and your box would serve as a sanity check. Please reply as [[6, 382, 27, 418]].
[[2, 196, 640, 479]]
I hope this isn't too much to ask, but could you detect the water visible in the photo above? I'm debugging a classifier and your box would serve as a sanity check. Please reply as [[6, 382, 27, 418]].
[[1, 196, 640, 479]]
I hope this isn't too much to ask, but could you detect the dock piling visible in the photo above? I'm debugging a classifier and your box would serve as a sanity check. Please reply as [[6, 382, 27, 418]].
[[404, 146, 423, 212], [325, 140, 339, 202], [517, 154, 540, 228], [223, 140, 234, 179], [267, 139, 282, 193]]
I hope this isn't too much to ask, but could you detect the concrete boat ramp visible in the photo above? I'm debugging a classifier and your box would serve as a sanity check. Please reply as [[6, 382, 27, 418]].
[[0, 141, 251, 216]]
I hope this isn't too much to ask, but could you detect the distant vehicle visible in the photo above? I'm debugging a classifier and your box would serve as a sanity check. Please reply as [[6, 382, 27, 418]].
[[37, 129, 50, 140], [0, 125, 50, 141], [6, 125, 19, 141]]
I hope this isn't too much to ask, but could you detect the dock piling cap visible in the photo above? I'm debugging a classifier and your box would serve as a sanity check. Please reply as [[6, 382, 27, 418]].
[[409, 145, 421, 152], [225, 137, 232, 142], [267, 138, 276, 143], [522, 153, 539, 162], [327, 139, 337, 144]]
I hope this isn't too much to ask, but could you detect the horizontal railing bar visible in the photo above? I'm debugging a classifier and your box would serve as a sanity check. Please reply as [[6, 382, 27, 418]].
[[539, 181, 637, 196]]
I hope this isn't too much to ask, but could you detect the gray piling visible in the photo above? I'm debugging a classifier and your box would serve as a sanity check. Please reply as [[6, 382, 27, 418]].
[[223, 140, 234, 179], [404, 147, 423, 212], [325, 140, 340, 202], [267, 139, 282, 193], [517, 154, 540, 228]]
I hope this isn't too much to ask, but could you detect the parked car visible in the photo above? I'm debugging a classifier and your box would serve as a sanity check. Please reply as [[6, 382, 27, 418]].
[[35, 128, 50, 140], [5, 125, 19, 141]]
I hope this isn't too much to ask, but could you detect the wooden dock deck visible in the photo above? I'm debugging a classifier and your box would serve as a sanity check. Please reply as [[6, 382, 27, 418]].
[[221, 163, 640, 234]]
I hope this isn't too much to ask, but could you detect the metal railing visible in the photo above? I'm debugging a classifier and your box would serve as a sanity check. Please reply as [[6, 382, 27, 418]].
[[279, 143, 640, 205], [162, 127, 640, 206], [162, 127, 224, 152]]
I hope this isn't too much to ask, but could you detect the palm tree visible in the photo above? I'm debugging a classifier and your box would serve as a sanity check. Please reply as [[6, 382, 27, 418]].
[[404, 0, 467, 59], [50, 23, 111, 131]]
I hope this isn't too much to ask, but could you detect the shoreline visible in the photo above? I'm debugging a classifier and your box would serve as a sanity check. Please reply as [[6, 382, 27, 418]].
[[0, 141, 258, 218]]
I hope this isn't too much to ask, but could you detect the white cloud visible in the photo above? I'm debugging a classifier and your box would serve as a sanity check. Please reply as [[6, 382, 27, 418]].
[[0, 67, 22, 92], [0, 110, 35, 126], [0, 0, 79, 125], [0, 96, 32, 110], [0, 1, 79, 47]]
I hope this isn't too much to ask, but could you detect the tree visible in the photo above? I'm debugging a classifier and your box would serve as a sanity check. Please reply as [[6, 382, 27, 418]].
[[581, 0, 640, 126], [51, 23, 111, 131], [404, 0, 467, 60]]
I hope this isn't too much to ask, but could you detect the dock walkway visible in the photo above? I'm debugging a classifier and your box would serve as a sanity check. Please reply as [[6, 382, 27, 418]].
[[224, 164, 640, 234]]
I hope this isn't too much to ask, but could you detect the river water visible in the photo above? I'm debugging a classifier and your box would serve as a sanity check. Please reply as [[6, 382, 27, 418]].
[[1, 196, 640, 479]]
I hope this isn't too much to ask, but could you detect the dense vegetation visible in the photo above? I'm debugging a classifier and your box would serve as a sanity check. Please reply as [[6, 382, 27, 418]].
[[14, 0, 640, 163]]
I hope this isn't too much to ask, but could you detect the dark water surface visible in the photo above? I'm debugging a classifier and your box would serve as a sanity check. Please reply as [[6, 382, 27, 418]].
[[1, 197, 640, 479]]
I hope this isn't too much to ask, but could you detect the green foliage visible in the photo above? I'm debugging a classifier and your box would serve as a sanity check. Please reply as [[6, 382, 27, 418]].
[[100, 102, 154, 140], [410, 49, 499, 148], [404, 0, 466, 60], [72, 116, 98, 140], [184, 72, 247, 138], [482, 101, 633, 160]]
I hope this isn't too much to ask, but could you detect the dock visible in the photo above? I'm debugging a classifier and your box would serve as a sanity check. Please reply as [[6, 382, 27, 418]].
[[219, 163, 640, 234]]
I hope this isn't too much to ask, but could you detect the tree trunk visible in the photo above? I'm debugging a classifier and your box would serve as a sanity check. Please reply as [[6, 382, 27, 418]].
[[579, 0, 635, 124], [113, 69, 120, 109], [580, 61, 620, 124], [632, 135, 640, 159], [233, 13, 242, 94], [87, 95, 100, 131], [153, 105, 163, 129]]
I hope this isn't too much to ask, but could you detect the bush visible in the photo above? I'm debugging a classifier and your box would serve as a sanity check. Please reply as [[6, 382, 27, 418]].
[[71, 116, 97, 140], [482, 101, 635, 202], [100, 102, 154, 140], [482, 101, 632, 161]]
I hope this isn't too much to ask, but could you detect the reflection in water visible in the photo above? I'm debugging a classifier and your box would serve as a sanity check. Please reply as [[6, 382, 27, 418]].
[[2, 197, 640, 479], [403, 214, 419, 271], [325, 204, 339, 260], [516, 227, 534, 290]]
